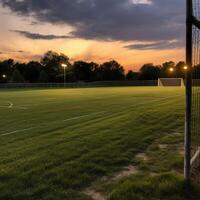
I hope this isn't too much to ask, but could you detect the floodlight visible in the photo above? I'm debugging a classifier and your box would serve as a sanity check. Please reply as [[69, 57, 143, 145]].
[[2, 74, 6, 78], [183, 65, 188, 70], [169, 67, 174, 72], [61, 63, 67, 68], [61, 63, 67, 87]]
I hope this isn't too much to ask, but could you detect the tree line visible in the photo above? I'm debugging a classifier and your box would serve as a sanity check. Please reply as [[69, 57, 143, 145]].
[[0, 50, 194, 83]]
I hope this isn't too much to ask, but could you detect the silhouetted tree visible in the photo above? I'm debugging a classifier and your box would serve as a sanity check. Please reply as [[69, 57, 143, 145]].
[[88, 62, 99, 81], [12, 69, 24, 83], [0, 52, 190, 83], [97, 60, 125, 81], [160, 61, 175, 77], [41, 51, 70, 82], [0, 59, 14, 81], [72, 61, 98, 82], [38, 70, 49, 83], [14, 62, 26, 75], [139, 63, 161, 80], [126, 70, 138, 80], [175, 61, 186, 78], [24, 61, 43, 82], [0, 72, 8, 83]]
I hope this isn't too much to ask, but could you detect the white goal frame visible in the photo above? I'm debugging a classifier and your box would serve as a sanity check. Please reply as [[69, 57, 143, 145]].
[[158, 78, 185, 87]]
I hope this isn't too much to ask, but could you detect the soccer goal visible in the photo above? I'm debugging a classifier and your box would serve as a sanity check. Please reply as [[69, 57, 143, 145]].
[[158, 78, 185, 87], [185, 0, 200, 182]]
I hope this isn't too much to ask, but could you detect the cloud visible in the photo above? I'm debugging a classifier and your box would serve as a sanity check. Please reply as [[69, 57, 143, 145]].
[[130, 0, 152, 4], [1, 0, 185, 44], [125, 40, 184, 50], [0, 49, 30, 54], [17, 50, 27, 53], [11, 30, 74, 40]]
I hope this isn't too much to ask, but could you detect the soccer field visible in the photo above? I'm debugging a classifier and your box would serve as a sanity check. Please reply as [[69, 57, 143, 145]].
[[0, 87, 187, 200]]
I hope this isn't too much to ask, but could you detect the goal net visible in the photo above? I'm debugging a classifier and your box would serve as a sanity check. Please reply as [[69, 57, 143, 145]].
[[158, 78, 184, 87], [190, 0, 200, 179]]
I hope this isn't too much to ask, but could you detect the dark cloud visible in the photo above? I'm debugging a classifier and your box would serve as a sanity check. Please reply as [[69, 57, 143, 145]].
[[0, 49, 29, 54], [11, 30, 74, 40], [125, 40, 184, 50], [1, 0, 185, 46], [17, 50, 27, 53]]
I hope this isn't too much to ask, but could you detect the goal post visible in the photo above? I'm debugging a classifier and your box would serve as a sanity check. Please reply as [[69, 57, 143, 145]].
[[158, 78, 185, 87], [185, 0, 200, 182]]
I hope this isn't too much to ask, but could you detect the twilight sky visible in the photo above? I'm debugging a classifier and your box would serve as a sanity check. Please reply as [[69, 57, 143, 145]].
[[0, 0, 185, 70]]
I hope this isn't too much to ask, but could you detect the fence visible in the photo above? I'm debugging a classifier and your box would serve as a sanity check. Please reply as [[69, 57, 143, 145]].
[[0, 80, 158, 89]]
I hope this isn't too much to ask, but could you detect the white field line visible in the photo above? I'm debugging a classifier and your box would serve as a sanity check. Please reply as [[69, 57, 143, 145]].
[[0, 101, 28, 110], [0, 106, 9, 108], [8, 101, 13, 108], [1, 127, 36, 136], [0, 102, 14, 109], [0, 94, 182, 137], [7, 101, 28, 110], [13, 105, 28, 110], [63, 111, 106, 122], [22, 101, 63, 107]]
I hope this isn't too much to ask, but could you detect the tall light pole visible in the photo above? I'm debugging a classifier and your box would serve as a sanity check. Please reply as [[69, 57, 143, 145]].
[[61, 63, 67, 87]]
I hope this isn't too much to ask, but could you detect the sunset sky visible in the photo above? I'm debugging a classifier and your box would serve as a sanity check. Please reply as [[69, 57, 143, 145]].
[[0, 0, 185, 71]]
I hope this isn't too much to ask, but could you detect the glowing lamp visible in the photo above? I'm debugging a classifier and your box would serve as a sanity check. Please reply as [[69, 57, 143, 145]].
[[183, 65, 188, 70], [61, 63, 67, 68], [169, 68, 174, 72]]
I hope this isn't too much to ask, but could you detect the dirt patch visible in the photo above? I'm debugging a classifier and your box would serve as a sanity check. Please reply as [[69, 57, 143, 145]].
[[83, 165, 138, 200], [136, 153, 149, 161], [98, 165, 139, 183], [112, 165, 138, 181], [84, 189, 105, 200]]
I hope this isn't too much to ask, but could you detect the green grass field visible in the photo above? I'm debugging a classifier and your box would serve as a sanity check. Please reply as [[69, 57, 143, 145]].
[[1, 87, 198, 200]]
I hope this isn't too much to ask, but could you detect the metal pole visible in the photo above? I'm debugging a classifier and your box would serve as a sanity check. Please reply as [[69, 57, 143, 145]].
[[64, 67, 66, 87], [185, 0, 193, 182]]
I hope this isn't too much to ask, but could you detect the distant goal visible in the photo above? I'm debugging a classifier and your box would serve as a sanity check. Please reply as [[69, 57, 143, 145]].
[[158, 78, 185, 87]]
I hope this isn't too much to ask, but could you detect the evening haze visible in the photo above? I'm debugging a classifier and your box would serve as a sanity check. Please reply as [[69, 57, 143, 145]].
[[0, 0, 185, 70]]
